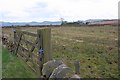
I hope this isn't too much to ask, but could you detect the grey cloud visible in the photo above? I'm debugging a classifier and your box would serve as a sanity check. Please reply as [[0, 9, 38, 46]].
[[24, 2, 61, 19]]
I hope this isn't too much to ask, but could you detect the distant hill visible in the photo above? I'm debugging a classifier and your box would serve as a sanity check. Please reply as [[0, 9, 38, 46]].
[[85, 19, 106, 22], [89, 19, 118, 26], [80, 19, 113, 23], [0, 21, 62, 27], [1, 19, 119, 27]]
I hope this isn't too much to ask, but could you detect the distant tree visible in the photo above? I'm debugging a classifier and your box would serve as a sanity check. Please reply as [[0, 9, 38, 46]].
[[86, 22, 90, 25], [60, 18, 65, 25], [63, 21, 67, 24]]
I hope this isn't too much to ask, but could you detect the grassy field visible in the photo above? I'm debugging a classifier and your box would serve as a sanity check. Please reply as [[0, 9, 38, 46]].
[[2, 47, 38, 78], [2, 26, 118, 78]]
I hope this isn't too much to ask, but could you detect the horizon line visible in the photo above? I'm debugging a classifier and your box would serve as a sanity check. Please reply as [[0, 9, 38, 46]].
[[0, 19, 119, 23]]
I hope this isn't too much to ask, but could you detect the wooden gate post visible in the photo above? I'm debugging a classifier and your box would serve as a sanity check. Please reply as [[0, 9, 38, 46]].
[[37, 28, 52, 63], [37, 28, 52, 76], [13, 29, 16, 54], [42, 28, 52, 63], [37, 29, 43, 76]]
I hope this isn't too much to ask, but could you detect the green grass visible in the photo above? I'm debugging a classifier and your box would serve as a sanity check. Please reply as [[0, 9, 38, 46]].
[[2, 47, 37, 78], [2, 26, 119, 78], [51, 26, 118, 78]]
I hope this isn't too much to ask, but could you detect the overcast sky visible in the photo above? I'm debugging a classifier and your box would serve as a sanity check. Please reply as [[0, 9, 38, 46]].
[[0, 0, 119, 22]]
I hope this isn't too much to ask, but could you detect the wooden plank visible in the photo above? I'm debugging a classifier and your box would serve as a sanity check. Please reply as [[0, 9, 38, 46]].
[[17, 51, 26, 61], [19, 34, 38, 62], [18, 48, 39, 71], [27, 62, 37, 73], [20, 40, 38, 69], [27, 38, 38, 68], [19, 45, 39, 61], [15, 32, 22, 56], [21, 39, 36, 47], [19, 46, 38, 57], [18, 46, 29, 58], [30, 38, 38, 52], [30, 53, 39, 72], [17, 47, 28, 58], [17, 48, 35, 63], [20, 38, 38, 54], [17, 54, 25, 60], [23, 31, 37, 37], [25, 38, 38, 63], [19, 45, 29, 52], [27, 61, 41, 76], [17, 30, 37, 37], [22, 34, 32, 62]]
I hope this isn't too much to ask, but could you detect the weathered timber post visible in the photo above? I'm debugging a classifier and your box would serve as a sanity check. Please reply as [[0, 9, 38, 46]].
[[74, 61, 80, 74], [13, 29, 16, 54], [37, 29, 43, 76], [42, 28, 52, 63], [37, 28, 52, 77]]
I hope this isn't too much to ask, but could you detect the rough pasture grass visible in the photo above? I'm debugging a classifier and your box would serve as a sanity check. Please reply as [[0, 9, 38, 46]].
[[51, 26, 118, 78], [2, 26, 118, 78]]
